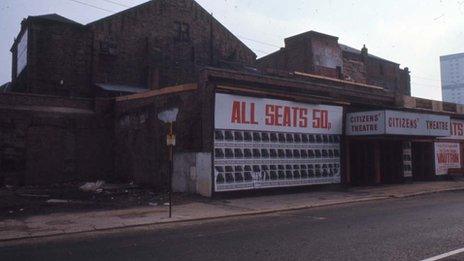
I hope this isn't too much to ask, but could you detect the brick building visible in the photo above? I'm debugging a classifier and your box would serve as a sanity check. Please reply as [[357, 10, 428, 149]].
[[256, 31, 411, 96], [10, 15, 92, 97], [10, 0, 256, 98], [4, 0, 464, 196]]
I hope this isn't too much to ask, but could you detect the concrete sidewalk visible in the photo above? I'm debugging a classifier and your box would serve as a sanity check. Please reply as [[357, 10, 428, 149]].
[[1, 180, 464, 242]]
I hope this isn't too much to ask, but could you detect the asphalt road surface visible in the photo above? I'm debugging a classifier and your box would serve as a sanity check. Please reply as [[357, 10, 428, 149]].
[[2, 191, 464, 261]]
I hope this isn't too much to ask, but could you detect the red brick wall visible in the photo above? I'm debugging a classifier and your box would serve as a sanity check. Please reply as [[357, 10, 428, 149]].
[[257, 32, 342, 78], [257, 31, 411, 94], [342, 58, 367, 83]]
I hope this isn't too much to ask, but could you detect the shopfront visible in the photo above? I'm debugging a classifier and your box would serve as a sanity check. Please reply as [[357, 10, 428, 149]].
[[213, 93, 344, 192], [345, 110, 451, 185]]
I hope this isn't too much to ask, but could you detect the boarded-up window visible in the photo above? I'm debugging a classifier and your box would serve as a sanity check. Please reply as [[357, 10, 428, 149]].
[[174, 22, 190, 42]]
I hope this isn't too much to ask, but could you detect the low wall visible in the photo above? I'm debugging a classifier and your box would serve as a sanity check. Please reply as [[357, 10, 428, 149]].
[[0, 92, 114, 185]]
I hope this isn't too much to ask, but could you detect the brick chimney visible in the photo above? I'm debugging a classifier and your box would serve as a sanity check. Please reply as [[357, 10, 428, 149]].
[[361, 44, 368, 56]]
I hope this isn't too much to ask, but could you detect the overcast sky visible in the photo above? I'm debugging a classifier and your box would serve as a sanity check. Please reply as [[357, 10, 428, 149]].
[[1, 0, 464, 100]]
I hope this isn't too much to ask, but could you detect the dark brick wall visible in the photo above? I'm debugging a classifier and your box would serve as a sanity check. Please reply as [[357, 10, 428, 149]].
[[114, 89, 206, 188], [10, 0, 255, 98], [343, 48, 411, 94], [284, 34, 312, 73], [88, 0, 256, 90], [11, 19, 93, 97], [257, 31, 411, 94], [0, 93, 114, 185], [256, 50, 285, 72], [258, 32, 342, 78]]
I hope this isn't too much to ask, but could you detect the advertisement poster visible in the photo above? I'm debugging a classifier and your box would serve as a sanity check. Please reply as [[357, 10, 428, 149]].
[[213, 93, 344, 192], [215, 93, 343, 134], [434, 142, 461, 175]]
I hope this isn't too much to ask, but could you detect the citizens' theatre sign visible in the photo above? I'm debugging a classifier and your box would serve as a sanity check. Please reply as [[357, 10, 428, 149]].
[[213, 93, 343, 192], [346, 110, 451, 137]]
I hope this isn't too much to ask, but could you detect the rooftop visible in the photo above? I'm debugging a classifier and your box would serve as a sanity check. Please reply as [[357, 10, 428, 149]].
[[28, 14, 83, 26], [339, 44, 399, 65]]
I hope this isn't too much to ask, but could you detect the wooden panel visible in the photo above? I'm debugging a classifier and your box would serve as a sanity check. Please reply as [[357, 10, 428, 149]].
[[115, 83, 198, 102], [294, 71, 384, 90], [216, 85, 351, 106]]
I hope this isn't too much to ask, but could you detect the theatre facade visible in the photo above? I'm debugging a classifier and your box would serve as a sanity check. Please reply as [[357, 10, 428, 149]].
[[345, 110, 458, 185], [140, 68, 464, 197]]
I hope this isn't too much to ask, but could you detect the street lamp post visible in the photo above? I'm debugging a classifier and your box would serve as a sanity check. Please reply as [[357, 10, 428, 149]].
[[157, 108, 179, 218]]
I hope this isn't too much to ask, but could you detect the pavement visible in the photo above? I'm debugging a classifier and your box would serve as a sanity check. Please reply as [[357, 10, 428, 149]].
[[1, 180, 464, 243], [3, 190, 464, 260]]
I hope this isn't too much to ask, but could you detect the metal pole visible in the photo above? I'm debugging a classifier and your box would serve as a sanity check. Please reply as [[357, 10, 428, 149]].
[[169, 123, 173, 218]]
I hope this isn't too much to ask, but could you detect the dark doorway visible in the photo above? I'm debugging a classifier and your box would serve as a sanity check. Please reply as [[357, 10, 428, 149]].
[[349, 140, 376, 186], [379, 140, 404, 184], [349, 139, 405, 186], [412, 142, 435, 181]]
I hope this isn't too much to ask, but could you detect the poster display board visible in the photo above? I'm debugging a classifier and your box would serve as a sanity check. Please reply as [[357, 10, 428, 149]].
[[434, 142, 461, 176], [346, 110, 451, 137], [213, 93, 343, 192], [402, 141, 412, 178]]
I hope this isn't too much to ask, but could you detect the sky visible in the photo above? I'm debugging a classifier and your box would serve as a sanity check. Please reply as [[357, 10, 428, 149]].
[[1, 0, 464, 100]]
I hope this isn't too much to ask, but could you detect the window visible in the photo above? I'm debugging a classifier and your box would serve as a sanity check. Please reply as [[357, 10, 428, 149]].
[[379, 64, 384, 75], [174, 22, 190, 42]]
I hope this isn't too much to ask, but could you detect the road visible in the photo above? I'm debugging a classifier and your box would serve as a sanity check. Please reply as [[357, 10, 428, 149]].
[[2, 191, 464, 261]]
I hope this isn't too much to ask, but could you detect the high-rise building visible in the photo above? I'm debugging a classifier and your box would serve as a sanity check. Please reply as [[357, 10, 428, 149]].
[[441, 52, 464, 104]]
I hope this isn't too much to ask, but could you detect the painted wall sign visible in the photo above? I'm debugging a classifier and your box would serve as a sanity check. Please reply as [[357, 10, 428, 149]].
[[213, 93, 343, 192], [16, 30, 28, 76], [385, 110, 450, 136], [214, 93, 343, 135], [434, 142, 461, 175], [345, 111, 385, 136], [346, 110, 451, 137]]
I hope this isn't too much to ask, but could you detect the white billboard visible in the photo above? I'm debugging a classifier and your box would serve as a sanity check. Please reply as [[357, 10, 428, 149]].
[[434, 142, 461, 175], [215, 93, 343, 134], [346, 110, 451, 137], [16, 30, 28, 76], [213, 93, 343, 192]]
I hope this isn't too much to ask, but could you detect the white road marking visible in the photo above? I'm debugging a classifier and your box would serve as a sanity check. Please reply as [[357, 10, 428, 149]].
[[421, 247, 464, 261]]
